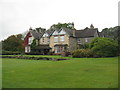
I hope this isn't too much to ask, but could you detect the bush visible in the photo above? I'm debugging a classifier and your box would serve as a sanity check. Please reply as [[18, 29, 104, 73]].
[[72, 49, 94, 58], [48, 51, 54, 55], [79, 43, 89, 49], [61, 51, 71, 57], [90, 37, 118, 57]]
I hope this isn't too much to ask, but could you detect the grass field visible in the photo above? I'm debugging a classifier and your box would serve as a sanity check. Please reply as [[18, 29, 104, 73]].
[[2, 56, 118, 88]]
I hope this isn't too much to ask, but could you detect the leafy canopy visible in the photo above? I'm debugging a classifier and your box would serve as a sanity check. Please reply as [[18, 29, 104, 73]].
[[89, 37, 118, 57], [2, 35, 24, 52]]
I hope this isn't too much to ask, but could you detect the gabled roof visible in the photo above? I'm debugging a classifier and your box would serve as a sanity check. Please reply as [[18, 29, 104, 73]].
[[75, 28, 98, 38], [50, 27, 74, 36], [30, 30, 39, 39], [99, 32, 104, 37], [46, 29, 55, 36], [25, 25, 99, 39], [30, 30, 45, 39], [60, 27, 74, 36]]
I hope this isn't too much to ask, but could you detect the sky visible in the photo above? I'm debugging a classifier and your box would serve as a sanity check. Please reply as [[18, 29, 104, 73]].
[[0, 0, 119, 41]]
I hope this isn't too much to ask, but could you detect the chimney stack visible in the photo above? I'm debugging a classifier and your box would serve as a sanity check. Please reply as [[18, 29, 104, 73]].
[[90, 24, 94, 29], [73, 29, 76, 37], [29, 27, 32, 31]]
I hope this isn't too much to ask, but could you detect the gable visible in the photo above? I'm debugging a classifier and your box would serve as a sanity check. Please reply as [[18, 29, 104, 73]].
[[94, 30, 99, 37], [52, 29, 67, 36], [52, 30, 59, 35], [59, 29, 66, 35], [43, 32, 49, 37]]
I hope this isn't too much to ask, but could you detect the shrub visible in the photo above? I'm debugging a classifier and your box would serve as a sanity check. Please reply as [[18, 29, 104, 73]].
[[90, 37, 118, 57], [48, 51, 54, 55], [61, 51, 71, 57], [79, 43, 89, 49], [72, 49, 94, 58]]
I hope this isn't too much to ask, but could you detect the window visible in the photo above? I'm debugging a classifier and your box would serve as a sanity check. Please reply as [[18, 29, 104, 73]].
[[77, 39, 81, 42], [60, 36, 64, 41], [25, 47, 28, 53], [28, 37, 32, 44], [54, 37, 58, 42], [54, 46, 61, 53], [42, 38, 44, 43], [28, 46, 31, 52], [59, 29, 66, 35], [47, 38, 50, 43], [85, 38, 88, 42], [25, 46, 31, 53]]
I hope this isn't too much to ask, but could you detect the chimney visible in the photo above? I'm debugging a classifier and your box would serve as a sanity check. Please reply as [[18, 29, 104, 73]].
[[68, 22, 74, 29], [90, 24, 94, 29], [29, 27, 32, 31], [71, 22, 74, 29], [73, 29, 76, 37]]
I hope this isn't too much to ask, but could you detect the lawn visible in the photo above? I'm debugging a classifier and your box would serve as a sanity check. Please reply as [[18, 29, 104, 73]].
[[2, 56, 118, 88]]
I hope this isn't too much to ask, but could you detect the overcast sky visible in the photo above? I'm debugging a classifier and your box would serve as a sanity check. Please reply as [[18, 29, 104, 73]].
[[0, 0, 119, 41]]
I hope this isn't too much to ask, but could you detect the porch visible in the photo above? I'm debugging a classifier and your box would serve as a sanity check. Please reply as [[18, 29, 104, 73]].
[[32, 44, 51, 55], [54, 44, 68, 54]]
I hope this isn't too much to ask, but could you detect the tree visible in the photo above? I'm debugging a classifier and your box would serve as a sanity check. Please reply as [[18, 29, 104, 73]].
[[16, 34, 23, 40], [89, 37, 118, 57], [2, 35, 24, 52], [49, 22, 75, 30], [101, 26, 120, 40], [31, 39, 36, 49]]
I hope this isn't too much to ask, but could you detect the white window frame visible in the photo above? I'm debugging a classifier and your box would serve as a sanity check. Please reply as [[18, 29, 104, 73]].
[[54, 37, 58, 42], [47, 38, 50, 43], [42, 38, 44, 43], [25, 47, 28, 53], [85, 38, 88, 42], [77, 39, 81, 43], [28, 46, 31, 52], [25, 46, 31, 53], [60, 36, 64, 41], [59, 29, 66, 35], [28, 37, 32, 44]]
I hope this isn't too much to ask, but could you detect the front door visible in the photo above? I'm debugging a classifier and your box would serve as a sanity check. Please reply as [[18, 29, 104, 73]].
[[54, 46, 64, 53]]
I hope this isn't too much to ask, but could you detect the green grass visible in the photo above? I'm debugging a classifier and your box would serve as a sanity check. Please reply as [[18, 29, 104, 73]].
[[2, 56, 118, 88]]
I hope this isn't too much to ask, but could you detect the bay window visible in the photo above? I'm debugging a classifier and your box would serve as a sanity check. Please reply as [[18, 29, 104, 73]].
[[60, 36, 64, 41], [54, 37, 58, 42]]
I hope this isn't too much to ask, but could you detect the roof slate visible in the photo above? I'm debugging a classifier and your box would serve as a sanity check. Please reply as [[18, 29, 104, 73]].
[[28, 27, 99, 39], [75, 28, 98, 38]]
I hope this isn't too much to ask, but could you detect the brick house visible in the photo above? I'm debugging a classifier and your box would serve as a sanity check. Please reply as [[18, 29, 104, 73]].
[[24, 24, 102, 54]]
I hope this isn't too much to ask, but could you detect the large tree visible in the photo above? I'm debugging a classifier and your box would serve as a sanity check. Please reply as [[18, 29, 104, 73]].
[[2, 35, 24, 52], [89, 37, 118, 57], [102, 26, 120, 40]]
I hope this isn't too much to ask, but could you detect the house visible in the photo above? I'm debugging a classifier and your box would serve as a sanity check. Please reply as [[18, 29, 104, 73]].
[[24, 27, 46, 53], [24, 24, 100, 54]]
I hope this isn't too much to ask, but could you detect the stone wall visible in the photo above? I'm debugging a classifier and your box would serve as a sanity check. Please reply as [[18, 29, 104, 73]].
[[40, 37, 50, 44], [68, 37, 77, 51], [49, 35, 69, 51]]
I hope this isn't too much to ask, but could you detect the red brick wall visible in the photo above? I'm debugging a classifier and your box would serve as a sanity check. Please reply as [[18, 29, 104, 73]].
[[24, 32, 32, 46]]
